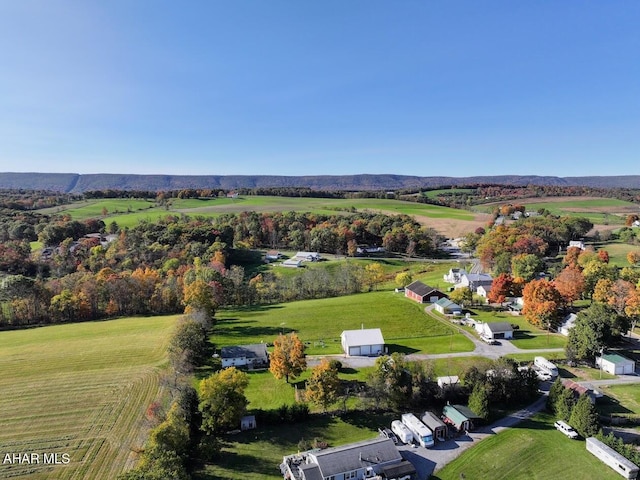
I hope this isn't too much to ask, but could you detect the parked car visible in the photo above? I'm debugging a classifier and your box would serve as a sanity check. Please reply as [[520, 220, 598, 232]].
[[554, 420, 579, 439], [378, 427, 399, 444], [480, 335, 498, 345]]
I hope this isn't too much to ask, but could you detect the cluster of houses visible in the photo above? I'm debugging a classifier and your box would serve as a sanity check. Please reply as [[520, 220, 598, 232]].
[[40, 232, 118, 260]]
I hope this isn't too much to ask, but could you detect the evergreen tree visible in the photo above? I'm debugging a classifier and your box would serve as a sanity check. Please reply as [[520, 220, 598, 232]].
[[569, 395, 600, 438], [468, 382, 490, 420]]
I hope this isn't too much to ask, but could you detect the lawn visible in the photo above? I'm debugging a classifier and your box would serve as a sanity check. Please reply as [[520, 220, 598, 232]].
[[598, 384, 640, 417], [212, 291, 475, 356], [597, 242, 640, 267], [432, 412, 621, 480], [193, 412, 397, 480], [0, 315, 177, 480]]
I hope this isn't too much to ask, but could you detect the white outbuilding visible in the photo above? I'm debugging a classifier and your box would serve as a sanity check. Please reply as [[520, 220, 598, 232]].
[[340, 328, 385, 356], [596, 354, 636, 375]]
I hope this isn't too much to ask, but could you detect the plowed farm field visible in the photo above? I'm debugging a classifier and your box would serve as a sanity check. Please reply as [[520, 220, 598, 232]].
[[0, 315, 177, 480]]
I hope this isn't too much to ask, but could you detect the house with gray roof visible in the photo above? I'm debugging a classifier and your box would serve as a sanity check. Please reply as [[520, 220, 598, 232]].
[[221, 344, 269, 369], [280, 437, 413, 480], [476, 321, 514, 340], [456, 273, 493, 293]]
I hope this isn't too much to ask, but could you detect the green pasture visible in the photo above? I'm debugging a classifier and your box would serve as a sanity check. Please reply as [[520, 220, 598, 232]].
[[433, 412, 620, 480], [423, 188, 476, 198], [38, 195, 474, 228], [194, 412, 396, 480], [599, 384, 640, 417], [597, 242, 640, 267], [213, 291, 475, 356], [0, 315, 177, 480]]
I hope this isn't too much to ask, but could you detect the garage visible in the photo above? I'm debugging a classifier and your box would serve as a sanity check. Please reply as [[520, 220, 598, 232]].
[[597, 354, 636, 375], [341, 328, 385, 357]]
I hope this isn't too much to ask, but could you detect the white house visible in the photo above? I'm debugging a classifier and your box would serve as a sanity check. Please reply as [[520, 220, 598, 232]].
[[568, 240, 585, 250], [477, 321, 514, 340], [456, 273, 493, 292], [437, 375, 459, 389], [477, 284, 492, 298], [444, 268, 467, 284], [341, 328, 385, 356], [221, 344, 269, 369], [294, 251, 321, 262], [596, 354, 636, 375], [265, 250, 281, 261], [559, 313, 578, 336], [280, 437, 414, 480]]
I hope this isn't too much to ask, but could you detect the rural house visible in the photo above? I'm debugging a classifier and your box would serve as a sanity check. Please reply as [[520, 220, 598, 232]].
[[455, 273, 493, 293], [443, 268, 467, 284], [341, 328, 385, 356], [221, 344, 269, 369], [405, 281, 448, 304], [280, 437, 414, 480], [561, 379, 600, 404], [559, 313, 577, 336], [294, 251, 321, 262]]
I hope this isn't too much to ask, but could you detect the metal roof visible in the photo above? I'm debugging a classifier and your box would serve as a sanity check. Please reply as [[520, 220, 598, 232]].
[[341, 328, 385, 347], [221, 343, 268, 360], [309, 437, 401, 478]]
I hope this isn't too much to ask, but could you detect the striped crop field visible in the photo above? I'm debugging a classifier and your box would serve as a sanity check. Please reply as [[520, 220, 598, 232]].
[[0, 315, 178, 480]]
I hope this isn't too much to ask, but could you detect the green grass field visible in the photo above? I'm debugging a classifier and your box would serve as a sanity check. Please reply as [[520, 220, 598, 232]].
[[433, 412, 621, 480], [37, 195, 475, 228], [599, 384, 640, 417], [0, 315, 177, 480], [213, 291, 475, 356]]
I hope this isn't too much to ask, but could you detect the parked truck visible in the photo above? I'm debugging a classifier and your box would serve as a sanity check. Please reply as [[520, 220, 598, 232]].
[[534, 356, 558, 378], [401, 413, 435, 448], [391, 420, 414, 445]]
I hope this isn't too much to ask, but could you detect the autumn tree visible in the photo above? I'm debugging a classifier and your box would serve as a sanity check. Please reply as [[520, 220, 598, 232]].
[[553, 265, 585, 306], [199, 367, 249, 434], [511, 253, 542, 282], [182, 278, 218, 320], [395, 271, 413, 288], [487, 273, 514, 305], [563, 246, 582, 267], [522, 279, 562, 328], [597, 249, 610, 263], [364, 263, 385, 291], [449, 287, 472, 306], [627, 251, 640, 266], [305, 359, 341, 412], [367, 353, 412, 411], [270, 333, 307, 383]]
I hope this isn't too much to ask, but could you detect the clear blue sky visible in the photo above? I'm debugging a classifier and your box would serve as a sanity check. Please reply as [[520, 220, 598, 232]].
[[1, 1, 638, 177]]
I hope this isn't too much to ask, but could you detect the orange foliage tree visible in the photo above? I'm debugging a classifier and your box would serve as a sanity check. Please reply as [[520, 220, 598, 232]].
[[553, 265, 585, 305], [522, 279, 562, 328], [269, 333, 307, 383]]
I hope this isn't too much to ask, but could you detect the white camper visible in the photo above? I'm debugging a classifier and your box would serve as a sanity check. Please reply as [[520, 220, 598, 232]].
[[391, 420, 414, 445], [401, 413, 435, 448], [586, 437, 639, 479], [534, 356, 558, 378]]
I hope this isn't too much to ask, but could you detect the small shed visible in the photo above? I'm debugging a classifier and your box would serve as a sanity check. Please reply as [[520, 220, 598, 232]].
[[596, 354, 636, 375], [434, 298, 462, 315], [341, 328, 385, 356], [240, 415, 256, 431], [281, 258, 303, 268], [421, 411, 447, 441], [442, 404, 481, 432]]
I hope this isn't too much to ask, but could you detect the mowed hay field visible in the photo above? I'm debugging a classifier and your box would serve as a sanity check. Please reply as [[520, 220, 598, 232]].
[[0, 315, 177, 480], [37, 196, 483, 237]]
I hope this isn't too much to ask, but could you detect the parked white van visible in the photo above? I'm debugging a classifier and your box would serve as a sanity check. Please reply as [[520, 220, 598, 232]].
[[554, 420, 579, 439]]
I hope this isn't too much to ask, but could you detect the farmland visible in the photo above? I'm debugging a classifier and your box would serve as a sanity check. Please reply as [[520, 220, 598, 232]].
[[432, 412, 620, 480], [0, 315, 177, 480], [35, 195, 481, 237]]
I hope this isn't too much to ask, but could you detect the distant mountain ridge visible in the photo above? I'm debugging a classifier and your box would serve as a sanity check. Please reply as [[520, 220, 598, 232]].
[[1, 172, 639, 192]]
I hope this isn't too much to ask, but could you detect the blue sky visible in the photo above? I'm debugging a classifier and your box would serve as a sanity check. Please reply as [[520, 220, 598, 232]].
[[1, 1, 638, 177]]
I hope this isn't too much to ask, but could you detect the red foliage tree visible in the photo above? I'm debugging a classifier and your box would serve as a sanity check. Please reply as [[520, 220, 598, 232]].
[[522, 279, 562, 327], [487, 273, 514, 305], [553, 265, 585, 305]]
